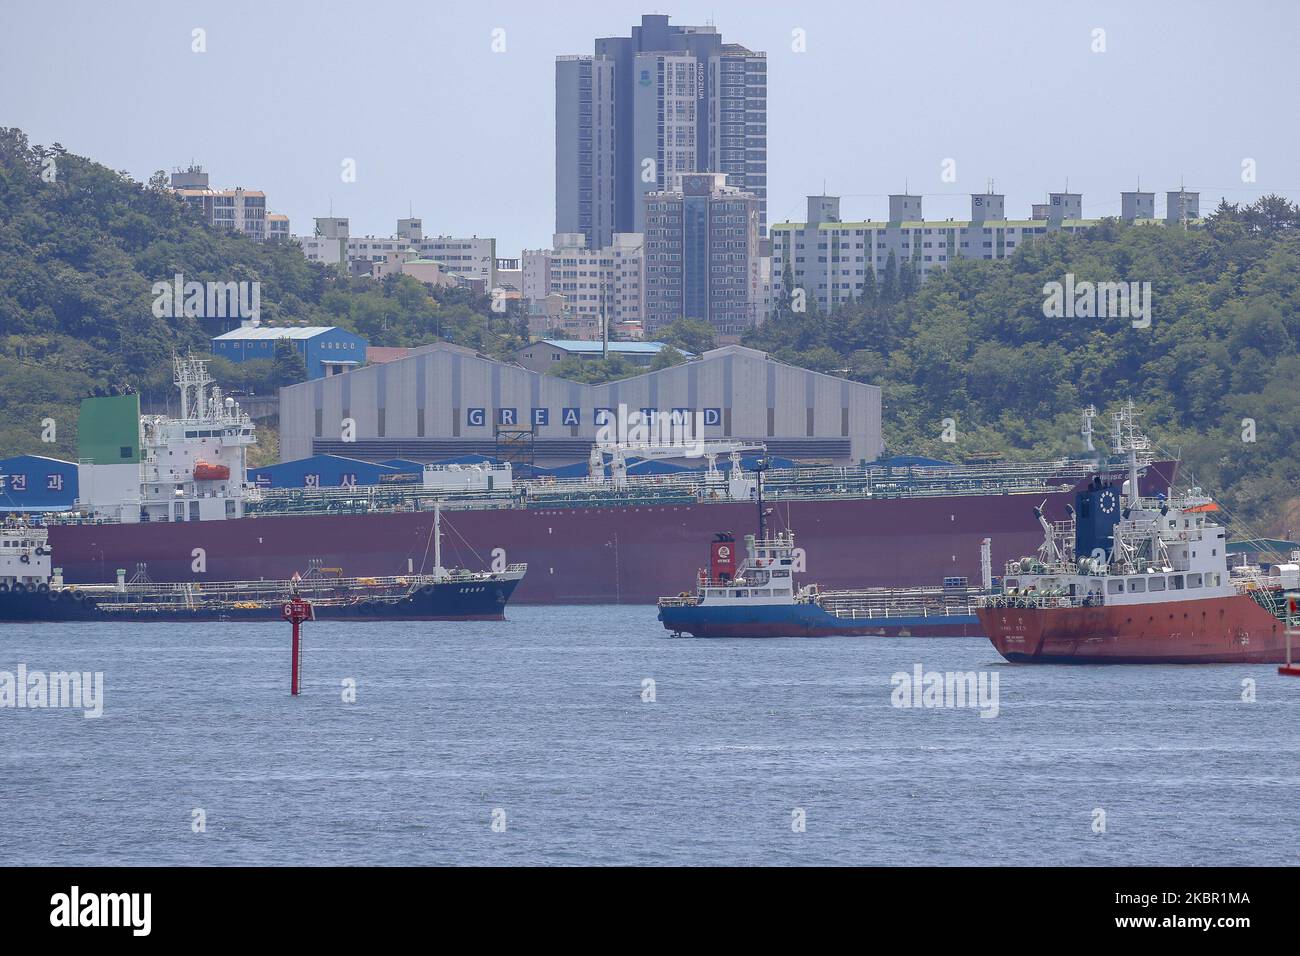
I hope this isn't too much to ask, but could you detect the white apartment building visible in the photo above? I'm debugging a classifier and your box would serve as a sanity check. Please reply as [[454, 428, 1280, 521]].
[[772, 190, 1199, 313], [521, 232, 645, 340], [169, 165, 286, 243], [294, 217, 497, 289]]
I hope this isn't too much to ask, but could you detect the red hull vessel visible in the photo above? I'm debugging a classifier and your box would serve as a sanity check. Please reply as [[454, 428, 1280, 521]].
[[976, 407, 1294, 664], [977, 594, 1288, 664], [45, 464, 1175, 604]]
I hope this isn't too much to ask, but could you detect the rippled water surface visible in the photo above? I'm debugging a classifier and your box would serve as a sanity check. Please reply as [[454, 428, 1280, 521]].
[[1, 606, 1297, 865]]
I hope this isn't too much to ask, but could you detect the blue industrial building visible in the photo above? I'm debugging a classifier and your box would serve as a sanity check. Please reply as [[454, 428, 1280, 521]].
[[248, 454, 415, 490], [0, 454, 79, 513], [212, 325, 368, 381]]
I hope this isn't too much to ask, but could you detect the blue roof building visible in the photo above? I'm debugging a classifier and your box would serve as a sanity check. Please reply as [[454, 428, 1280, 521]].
[[0, 454, 79, 512], [248, 454, 410, 490], [212, 325, 368, 381]]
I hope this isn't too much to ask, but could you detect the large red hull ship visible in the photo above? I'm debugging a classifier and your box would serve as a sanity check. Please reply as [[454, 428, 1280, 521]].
[[978, 594, 1288, 663], [46, 463, 1176, 604]]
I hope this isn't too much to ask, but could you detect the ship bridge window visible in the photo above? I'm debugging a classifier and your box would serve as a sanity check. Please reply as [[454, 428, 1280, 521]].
[[1186, 573, 1202, 588], [1107, 580, 1124, 595], [1149, 576, 1166, 591], [771, 570, 789, 578], [1128, 578, 1146, 593], [1170, 575, 1184, 590], [186, 431, 197, 438]]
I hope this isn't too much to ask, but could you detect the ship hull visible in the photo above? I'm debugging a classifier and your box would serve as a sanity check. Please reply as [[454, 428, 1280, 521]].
[[45, 462, 1177, 606], [658, 601, 980, 638], [0, 576, 520, 623], [976, 594, 1288, 664]]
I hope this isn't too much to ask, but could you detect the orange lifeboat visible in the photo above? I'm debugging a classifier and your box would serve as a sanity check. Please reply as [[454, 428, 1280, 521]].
[[193, 460, 231, 481]]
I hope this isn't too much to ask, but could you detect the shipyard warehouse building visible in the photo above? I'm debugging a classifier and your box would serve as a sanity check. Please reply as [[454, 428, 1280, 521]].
[[279, 343, 882, 466]]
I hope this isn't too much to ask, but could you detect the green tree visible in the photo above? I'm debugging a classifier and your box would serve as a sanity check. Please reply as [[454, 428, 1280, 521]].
[[658, 318, 715, 354], [272, 337, 309, 386], [649, 345, 686, 370]]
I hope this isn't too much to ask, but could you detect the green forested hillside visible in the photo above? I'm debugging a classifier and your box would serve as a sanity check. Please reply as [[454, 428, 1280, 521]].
[[747, 198, 1300, 535], [1, 128, 1297, 536], [0, 128, 523, 462]]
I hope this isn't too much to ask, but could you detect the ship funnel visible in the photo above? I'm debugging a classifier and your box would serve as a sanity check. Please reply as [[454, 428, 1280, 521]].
[[1074, 480, 1122, 561], [710, 534, 737, 584]]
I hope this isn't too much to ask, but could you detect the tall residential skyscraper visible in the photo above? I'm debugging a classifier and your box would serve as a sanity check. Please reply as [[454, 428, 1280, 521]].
[[555, 55, 615, 251], [556, 14, 766, 249]]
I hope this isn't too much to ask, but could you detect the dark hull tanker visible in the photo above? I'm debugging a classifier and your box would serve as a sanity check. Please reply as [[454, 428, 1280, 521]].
[[0, 572, 524, 623], [47, 462, 1176, 605], [659, 600, 980, 638]]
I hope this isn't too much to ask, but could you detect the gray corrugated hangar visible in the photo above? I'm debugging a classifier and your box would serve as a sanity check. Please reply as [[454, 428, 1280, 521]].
[[279, 343, 882, 465]]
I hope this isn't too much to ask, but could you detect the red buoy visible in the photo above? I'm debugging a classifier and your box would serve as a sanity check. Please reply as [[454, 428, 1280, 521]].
[[282, 595, 314, 695]]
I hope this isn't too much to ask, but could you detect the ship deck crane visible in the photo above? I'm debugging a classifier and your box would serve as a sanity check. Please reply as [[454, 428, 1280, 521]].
[[589, 440, 767, 489]]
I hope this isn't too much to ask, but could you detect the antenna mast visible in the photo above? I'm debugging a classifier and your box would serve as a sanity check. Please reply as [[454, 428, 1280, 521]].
[[1081, 404, 1097, 452], [1111, 401, 1149, 505]]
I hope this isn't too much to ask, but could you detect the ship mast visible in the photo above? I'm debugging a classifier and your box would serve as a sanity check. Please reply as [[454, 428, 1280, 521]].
[[434, 498, 444, 581], [1111, 400, 1149, 508], [1081, 404, 1096, 453], [174, 353, 215, 421], [753, 457, 769, 539]]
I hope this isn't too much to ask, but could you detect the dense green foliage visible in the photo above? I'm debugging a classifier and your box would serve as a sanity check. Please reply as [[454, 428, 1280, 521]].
[[546, 353, 638, 384], [747, 198, 1300, 534], [3, 127, 1295, 535], [656, 318, 716, 355], [271, 338, 308, 387], [0, 128, 522, 461]]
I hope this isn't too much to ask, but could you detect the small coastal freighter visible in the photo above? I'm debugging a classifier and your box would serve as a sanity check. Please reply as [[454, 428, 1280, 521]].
[[657, 464, 984, 638], [976, 404, 1299, 663], [0, 505, 526, 623]]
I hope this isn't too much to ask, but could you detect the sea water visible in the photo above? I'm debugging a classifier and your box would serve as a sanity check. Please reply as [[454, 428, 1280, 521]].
[[1, 606, 1297, 866]]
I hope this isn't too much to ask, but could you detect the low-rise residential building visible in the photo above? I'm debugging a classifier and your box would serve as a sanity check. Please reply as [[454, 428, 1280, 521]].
[[267, 213, 290, 242], [521, 232, 645, 340], [169, 165, 288, 243], [513, 339, 691, 373], [294, 217, 497, 289]]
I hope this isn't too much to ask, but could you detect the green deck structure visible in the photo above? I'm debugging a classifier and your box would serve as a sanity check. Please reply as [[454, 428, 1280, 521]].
[[77, 394, 140, 464]]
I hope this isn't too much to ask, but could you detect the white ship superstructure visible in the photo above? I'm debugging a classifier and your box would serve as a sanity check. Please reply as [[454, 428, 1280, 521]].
[[79, 355, 256, 523]]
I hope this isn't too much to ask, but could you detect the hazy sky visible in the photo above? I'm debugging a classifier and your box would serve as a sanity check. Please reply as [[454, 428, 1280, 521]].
[[4, 0, 1297, 253]]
